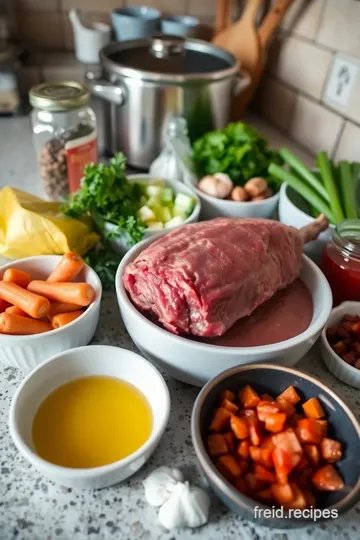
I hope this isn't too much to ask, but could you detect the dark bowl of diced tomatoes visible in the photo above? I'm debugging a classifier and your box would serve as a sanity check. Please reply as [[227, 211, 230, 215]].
[[191, 363, 360, 528]]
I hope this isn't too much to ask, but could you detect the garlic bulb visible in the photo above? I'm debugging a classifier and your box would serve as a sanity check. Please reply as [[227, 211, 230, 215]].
[[143, 466, 184, 507], [158, 481, 210, 530], [198, 173, 233, 199]]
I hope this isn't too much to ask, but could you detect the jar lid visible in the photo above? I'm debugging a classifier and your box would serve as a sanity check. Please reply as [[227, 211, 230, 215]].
[[29, 81, 90, 111], [100, 35, 239, 83]]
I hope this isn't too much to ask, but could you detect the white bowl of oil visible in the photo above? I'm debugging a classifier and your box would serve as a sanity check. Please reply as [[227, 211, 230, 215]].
[[9, 345, 170, 489]]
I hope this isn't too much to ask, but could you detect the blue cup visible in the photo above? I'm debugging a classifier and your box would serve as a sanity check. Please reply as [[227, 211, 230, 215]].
[[112, 6, 161, 41], [161, 15, 199, 38]]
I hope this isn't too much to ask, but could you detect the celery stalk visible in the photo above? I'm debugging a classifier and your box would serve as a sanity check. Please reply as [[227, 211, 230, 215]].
[[339, 161, 358, 219], [269, 163, 335, 224], [317, 152, 344, 223]]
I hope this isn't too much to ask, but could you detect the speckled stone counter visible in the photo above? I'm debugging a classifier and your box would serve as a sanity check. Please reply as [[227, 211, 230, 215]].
[[0, 113, 359, 540]]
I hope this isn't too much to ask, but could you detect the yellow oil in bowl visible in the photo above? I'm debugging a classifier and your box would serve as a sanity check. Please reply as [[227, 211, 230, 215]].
[[32, 376, 153, 468]]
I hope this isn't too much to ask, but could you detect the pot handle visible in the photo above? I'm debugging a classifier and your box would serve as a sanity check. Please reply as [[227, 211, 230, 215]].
[[85, 70, 126, 106], [233, 70, 252, 96]]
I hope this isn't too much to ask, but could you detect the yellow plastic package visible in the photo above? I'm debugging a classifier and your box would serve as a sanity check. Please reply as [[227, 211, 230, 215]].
[[0, 187, 100, 259]]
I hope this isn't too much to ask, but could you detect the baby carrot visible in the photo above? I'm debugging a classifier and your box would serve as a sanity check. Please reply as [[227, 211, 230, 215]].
[[48, 301, 83, 318], [5, 306, 30, 317], [3, 268, 32, 288], [51, 309, 84, 329], [28, 281, 95, 307], [47, 252, 85, 283], [0, 281, 50, 319], [0, 313, 51, 335], [0, 298, 10, 313]]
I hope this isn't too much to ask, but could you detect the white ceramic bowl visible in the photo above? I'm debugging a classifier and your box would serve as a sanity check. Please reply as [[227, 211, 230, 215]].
[[279, 182, 333, 264], [99, 174, 201, 254], [9, 345, 170, 489], [116, 237, 333, 387], [321, 301, 360, 389], [182, 171, 279, 220], [0, 255, 102, 373]]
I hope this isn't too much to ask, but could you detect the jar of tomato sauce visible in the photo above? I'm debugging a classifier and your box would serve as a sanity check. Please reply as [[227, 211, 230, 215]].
[[321, 220, 360, 305]]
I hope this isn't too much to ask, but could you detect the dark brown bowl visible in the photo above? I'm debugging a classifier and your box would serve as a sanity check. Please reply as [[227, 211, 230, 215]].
[[191, 363, 360, 528]]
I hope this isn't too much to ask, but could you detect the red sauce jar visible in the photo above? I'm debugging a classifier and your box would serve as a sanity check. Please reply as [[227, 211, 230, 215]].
[[321, 220, 360, 306]]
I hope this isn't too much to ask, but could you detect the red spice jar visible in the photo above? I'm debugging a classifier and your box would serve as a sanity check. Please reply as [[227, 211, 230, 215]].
[[321, 220, 360, 306]]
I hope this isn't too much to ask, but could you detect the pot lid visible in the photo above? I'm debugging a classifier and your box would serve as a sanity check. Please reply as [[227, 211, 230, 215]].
[[100, 35, 239, 83]]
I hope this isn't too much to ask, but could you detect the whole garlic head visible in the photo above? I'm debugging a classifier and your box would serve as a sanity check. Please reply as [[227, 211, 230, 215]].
[[198, 173, 233, 199], [143, 466, 184, 507], [158, 481, 210, 530]]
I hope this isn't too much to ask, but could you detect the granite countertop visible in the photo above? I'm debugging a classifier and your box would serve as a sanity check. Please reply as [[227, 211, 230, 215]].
[[0, 113, 359, 540]]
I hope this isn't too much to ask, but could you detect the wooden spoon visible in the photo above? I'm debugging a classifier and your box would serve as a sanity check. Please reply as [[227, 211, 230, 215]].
[[214, 0, 232, 38], [212, 0, 264, 74], [258, 0, 294, 47]]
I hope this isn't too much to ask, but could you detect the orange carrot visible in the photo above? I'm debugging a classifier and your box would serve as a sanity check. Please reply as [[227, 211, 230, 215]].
[[51, 310, 84, 329], [48, 301, 83, 318], [302, 397, 325, 419], [0, 298, 10, 313], [0, 281, 50, 319], [28, 281, 95, 307], [5, 305, 30, 317], [47, 252, 84, 283], [3, 268, 32, 288], [0, 313, 51, 335]]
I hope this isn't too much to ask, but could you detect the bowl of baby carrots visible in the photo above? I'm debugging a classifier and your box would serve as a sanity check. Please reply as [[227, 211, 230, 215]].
[[0, 252, 102, 372], [191, 363, 360, 528]]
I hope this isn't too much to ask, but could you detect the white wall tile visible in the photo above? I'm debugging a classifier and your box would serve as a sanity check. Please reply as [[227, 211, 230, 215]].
[[269, 35, 332, 100], [289, 94, 344, 155], [317, 0, 360, 59], [334, 121, 360, 162], [256, 75, 297, 132], [282, 0, 325, 40]]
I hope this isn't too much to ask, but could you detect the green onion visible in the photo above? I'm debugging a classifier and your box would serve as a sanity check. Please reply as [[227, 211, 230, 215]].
[[279, 148, 330, 203], [339, 161, 358, 219], [269, 163, 335, 224], [317, 152, 344, 223]]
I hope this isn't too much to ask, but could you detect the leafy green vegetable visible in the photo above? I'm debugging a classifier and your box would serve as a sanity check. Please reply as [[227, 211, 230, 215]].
[[84, 243, 122, 291], [62, 153, 145, 246], [192, 122, 282, 186]]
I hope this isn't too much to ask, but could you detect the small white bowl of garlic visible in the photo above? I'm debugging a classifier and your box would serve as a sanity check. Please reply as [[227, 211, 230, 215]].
[[184, 172, 279, 220]]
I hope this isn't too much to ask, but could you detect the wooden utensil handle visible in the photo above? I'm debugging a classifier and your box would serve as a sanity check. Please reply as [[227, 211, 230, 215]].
[[242, 0, 264, 24], [258, 0, 294, 46], [215, 0, 232, 35]]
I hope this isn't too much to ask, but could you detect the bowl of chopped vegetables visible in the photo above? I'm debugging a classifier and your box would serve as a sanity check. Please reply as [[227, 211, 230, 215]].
[[275, 149, 360, 263], [62, 154, 200, 254], [191, 363, 360, 528]]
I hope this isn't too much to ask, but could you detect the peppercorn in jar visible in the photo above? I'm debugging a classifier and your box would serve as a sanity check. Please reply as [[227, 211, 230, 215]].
[[29, 81, 98, 200]]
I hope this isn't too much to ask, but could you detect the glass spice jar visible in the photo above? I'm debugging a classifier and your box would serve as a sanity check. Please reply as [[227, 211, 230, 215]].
[[29, 81, 98, 201], [321, 219, 360, 306]]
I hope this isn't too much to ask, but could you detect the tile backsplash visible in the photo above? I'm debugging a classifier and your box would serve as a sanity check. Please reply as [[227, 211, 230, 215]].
[[257, 0, 360, 161]]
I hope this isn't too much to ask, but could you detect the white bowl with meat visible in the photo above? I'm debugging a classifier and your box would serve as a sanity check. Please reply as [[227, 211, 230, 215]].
[[116, 217, 333, 387]]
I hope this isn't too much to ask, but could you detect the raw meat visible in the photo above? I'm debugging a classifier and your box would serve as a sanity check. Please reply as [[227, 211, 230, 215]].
[[123, 217, 327, 337]]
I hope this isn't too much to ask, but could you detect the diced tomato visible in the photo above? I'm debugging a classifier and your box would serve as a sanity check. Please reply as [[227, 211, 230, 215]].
[[320, 437, 342, 463], [221, 399, 239, 414], [283, 484, 307, 510], [277, 396, 296, 417], [273, 448, 300, 484], [254, 464, 276, 483], [209, 407, 231, 432], [316, 419, 328, 437], [257, 400, 280, 421], [216, 454, 244, 480], [219, 390, 236, 403], [265, 413, 287, 433], [239, 385, 261, 409], [257, 488, 274, 503], [277, 385, 301, 405], [248, 418, 262, 446], [262, 436, 275, 450], [207, 433, 229, 456], [237, 440, 250, 459], [260, 393, 275, 402], [302, 397, 325, 419], [296, 418, 324, 444], [230, 415, 249, 439], [234, 477, 248, 494], [271, 482, 294, 504], [244, 472, 266, 492], [223, 431, 236, 452], [311, 464, 344, 491], [303, 444, 320, 466], [272, 429, 303, 454]]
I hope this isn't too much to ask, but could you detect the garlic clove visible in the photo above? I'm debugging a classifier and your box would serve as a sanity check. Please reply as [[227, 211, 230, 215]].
[[198, 173, 233, 199], [158, 481, 210, 530], [143, 466, 184, 507]]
